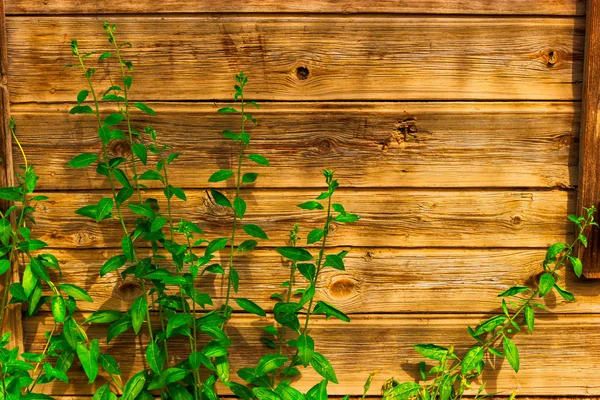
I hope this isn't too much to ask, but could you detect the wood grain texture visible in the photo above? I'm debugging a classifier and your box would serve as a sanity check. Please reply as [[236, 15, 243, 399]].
[[577, 0, 600, 277], [22, 313, 600, 396], [4, 0, 586, 16], [5, 16, 584, 102], [0, 0, 22, 351], [10, 102, 579, 189], [28, 189, 574, 249], [28, 248, 600, 314]]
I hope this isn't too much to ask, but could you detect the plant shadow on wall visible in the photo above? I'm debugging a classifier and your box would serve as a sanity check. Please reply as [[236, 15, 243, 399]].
[[0, 20, 597, 400]]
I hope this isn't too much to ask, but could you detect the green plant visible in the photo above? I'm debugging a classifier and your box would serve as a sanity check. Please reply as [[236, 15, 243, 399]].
[[61, 21, 359, 400], [0, 119, 123, 399], [381, 206, 597, 400]]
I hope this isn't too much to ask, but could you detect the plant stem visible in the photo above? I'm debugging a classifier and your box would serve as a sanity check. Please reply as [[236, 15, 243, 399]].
[[222, 92, 245, 324]]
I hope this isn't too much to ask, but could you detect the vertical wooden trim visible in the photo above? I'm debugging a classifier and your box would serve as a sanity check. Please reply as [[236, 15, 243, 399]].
[[578, 0, 600, 278], [0, 0, 22, 349]]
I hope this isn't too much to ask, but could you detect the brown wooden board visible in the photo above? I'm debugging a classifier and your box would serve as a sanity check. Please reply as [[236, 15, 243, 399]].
[[577, 0, 600, 277], [0, 0, 22, 351], [26, 189, 573, 249], [5, 16, 584, 103], [4, 0, 585, 16], [26, 248, 600, 314], [21, 313, 600, 396], [10, 102, 579, 190]]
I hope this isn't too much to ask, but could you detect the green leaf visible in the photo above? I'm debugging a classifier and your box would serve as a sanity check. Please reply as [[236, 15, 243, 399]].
[[218, 107, 239, 114], [131, 296, 148, 335], [132, 143, 148, 165], [253, 388, 283, 400], [121, 235, 135, 263], [30, 257, 50, 282], [546, 243, 567, 260], [297, 201, 323, 210], [413, 344, 449, 361], [503, 336, 519, 372], [473, 315, 507, 336], [77, 339, 100, 383], [569, 256, 583, 278], [0, 187, 21, 201], [498, 286, 530, 297], [127, 203, 155, 218], [146, 342, 164, 374], [234, 197, 246, 219], [235, 298, 266, 317], [69, 105, 94, 114], [579, 233, 588, 247], [96, 198, 113, 223], [255, 354, 288, 377], [51, 296, 66, 323], [538, 273, 555, 297], [210, 189, 231, 208], [122, 371, 146, 400], [103, 113, 124, 127], [203, 341, 228, 358], [100, 255, 127, 277], [313, 301, 350, 322], [166, 313, 192, 338], [209, 169, 234, 182], [99, 353, 121, 376], [237, 239, 258, 252], [133, 102, 156, 116], [206, 237, 229, 255], [307, 229, 324, 245], [384, 382, 421, 400], [297, 334, 315, 367], [554, 283, 575, 301], [242, 173, 258, 183], [58, 283, 93, 302], [461, 346, 484, 375], [242, 224, 269, 240], [323, 254, 344, 270], [137, 170, 164, 183], [247, 154, 270, 166], [0, 259, 10, 275], [334, 213, 360, 223], [151, 217, 168, 232], [310, 352, 338, 384], [524, 304, 534, 333], [107, 317, 133, 343], [148, 368, 190, 390], [276, 247, 313, 261], [85, 310, 123, 324], [68, 153, 98, 168], [77, 89, 89, 105], [19, 239, 48, 252]]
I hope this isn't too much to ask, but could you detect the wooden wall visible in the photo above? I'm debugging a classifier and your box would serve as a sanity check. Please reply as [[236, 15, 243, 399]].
[[2, 0, 598, 398]]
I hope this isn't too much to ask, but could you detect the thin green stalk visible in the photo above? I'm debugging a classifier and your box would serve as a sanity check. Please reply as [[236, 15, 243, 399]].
[[222, 92, 246, 323], [74, 42, 154, 343], [106, 25, 143, 203], [26, 323, 56, 394]]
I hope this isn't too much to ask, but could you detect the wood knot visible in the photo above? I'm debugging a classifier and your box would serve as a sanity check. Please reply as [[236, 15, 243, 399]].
[[309, 138, 335, 154], [296, 66, 310, 80], [510, 215, 523, 225], [115, 278, 143, 301], [328, 276, 358, 298], [382, 116, 424, 151], [74, 230, 94, 245], [108, 139, 131, 157], [363, 251, 374, 262], [545, 49, 558, 67], [204, 191, 234, 217]]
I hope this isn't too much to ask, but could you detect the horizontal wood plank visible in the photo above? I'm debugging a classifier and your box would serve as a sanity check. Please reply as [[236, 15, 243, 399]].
[[4, 0, 585, 16], [28, 189, 574, 249], [28, 248, 600, 314], [22, 313, 600, 396], [6, 16, 584, 102], [10, 102, 579, 189]]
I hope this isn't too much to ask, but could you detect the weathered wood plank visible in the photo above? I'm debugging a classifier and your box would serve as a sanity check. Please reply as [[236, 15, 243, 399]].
[[577, 0, 600, 277], [22, 313, 600, 396], [4, 0, 585, 16], [29, 248, 600, 314], [0, 0, 23, 351], [10, 102, 579, 189], [28, 189, 574, 249], [6, 16, 584, 102]]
